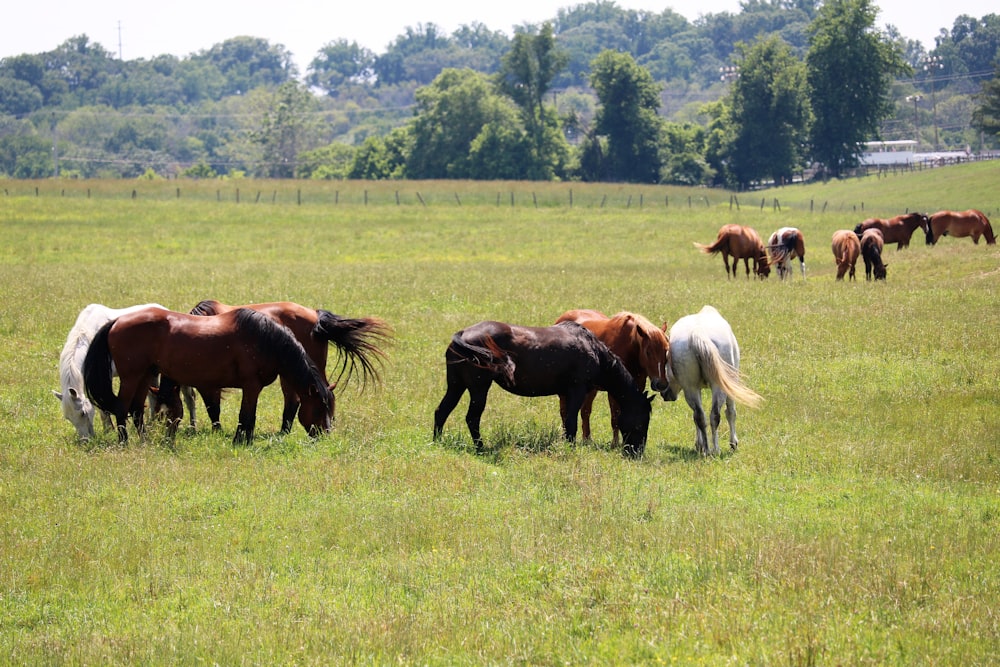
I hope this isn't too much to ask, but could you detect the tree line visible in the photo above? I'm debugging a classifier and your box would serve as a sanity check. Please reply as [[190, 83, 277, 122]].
[[1, 0, 998, 186]]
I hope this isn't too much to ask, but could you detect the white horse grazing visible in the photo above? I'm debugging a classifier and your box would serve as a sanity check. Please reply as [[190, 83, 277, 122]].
[[767, 227, 806, 279], [54, 303, 167, 439], [663, 306, 763, 456]]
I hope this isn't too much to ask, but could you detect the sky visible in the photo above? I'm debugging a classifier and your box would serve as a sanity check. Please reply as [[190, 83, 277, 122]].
[[1, 0, 996, 74]]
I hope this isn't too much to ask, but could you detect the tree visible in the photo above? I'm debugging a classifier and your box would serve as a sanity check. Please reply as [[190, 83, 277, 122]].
[[806, 0, 909, 176], [251, 81, 320, 178], [722, 36, 812, 188], [972, 64, 1000, 138], [496, 23, 571, 179], [196, 36, 297, 96], [588, 50, 663, 182], [308, 40, 375, 94]]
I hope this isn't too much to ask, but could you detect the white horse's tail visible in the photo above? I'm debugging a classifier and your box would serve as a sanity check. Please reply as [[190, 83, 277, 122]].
[[691, 332, 763, 409]]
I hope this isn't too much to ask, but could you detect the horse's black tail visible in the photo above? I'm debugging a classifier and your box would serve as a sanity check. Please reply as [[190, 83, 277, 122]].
[[189, 299, 222, 316], [82, 320, 117, 414], [446, 333, 515, 384], [313, 310, 392, 388]]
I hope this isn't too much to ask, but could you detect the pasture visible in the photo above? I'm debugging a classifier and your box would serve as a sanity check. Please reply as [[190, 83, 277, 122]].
[[1, 164, 998, 664]]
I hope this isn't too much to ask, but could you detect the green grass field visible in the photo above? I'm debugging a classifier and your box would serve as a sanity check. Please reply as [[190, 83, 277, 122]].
[[1, 164, 998, 664]]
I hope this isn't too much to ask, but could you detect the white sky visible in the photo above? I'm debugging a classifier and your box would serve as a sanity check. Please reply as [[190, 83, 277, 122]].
[[1, 0, 995, 73]]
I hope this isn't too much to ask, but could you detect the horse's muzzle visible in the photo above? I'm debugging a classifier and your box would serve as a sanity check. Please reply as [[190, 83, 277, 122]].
[[660, 387, 678, 402]]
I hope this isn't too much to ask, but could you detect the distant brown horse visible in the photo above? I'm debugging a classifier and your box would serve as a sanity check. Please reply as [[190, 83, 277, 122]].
[[555, 309, 671, 445], [853, 212, 929, 250], [694, 224, 770, 279], [860, 229, 888, 281], [831, 230, 860, 281], [927, 209, 996, 245], [767, 227, 806, 279]]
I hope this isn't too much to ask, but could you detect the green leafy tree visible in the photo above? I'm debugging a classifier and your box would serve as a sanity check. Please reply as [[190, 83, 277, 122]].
[[496, 23, 571, 179], [196, 36, 297, 96], [972, 64, 1000, 138], [723, 36, 812, 188], [251, 81, 320, 178], [0, 134, 52, 178], [588, 49, 663, 182], [308, 40, 375, 95], [348, 128, 409, 179], [806, 0, 909, 176]]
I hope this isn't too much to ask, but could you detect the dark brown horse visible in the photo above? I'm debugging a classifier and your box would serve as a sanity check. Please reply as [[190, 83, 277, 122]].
[[860, 229, 888, 281], [694, 224, 770, 279], [853, 212, 929, 250], [160, 300, 391, 432], [83, 307, 334, 444], [433, 320, 654, 458], [831, 230, 860, 281], [927, 209, 996, 245], [554, 309, 670, 445]]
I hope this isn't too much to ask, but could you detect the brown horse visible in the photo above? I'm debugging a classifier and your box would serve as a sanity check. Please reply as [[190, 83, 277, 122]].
[[555, 309, 671, 445], [767, 227, 806, 279], [82, 307, 334, 444], [694, 224, 770, 279], [160, 300, 391, 433], [927, 209, 996, 245], [860, 229, 888, 281], [831, 230, 860, 281], [433, 320, 653, 458], [853, 212, 929, 250]]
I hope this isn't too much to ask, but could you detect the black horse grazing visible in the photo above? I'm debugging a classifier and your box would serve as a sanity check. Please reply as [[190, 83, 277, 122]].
[[433, 320, 654, 458]]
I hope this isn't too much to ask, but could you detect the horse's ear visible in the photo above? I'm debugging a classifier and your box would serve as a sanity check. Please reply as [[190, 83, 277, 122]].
[[645, 391, 654, 405], [52, 390, 63, 401], [661, 322, 669, 333], [149, 386, 160, 395]]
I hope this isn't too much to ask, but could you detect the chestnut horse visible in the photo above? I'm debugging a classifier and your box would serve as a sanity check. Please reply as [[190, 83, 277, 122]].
[[831, 230, 860, 281], [860, 229, 888, 281], [83, 307, 333, 444], [554, 309, 671, 445], [767, 227, 806, 279], [433, 320, 653, 458], [694, 224, 770, 279], [159, 300, 391, 432], [853, 212, 929, 250], [927, 209, 995, 245]]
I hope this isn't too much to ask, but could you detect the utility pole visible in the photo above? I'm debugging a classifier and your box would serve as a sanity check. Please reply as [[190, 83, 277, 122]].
[[922, 56, 943, 151], [905, 94, 922, 148]]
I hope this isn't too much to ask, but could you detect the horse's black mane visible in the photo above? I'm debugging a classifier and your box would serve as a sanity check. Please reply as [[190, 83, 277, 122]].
[[556, 320, 640, 400], [233, 309, 332, 409], [190, 299, 221, 316]]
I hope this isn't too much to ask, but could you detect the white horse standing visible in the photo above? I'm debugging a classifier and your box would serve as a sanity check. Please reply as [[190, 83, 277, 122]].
[[54, 303, 167, 439], [663, 306, 763, 456]]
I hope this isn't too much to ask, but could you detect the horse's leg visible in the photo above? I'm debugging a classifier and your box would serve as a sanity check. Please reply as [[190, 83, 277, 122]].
[[580, 388, 598, 441], [433, 383, 466, 440], [708, 388, 724, 456], [278, 376, 300, 434], [722, 252, 732, 278], [560, 389, 586, 442], [200, 389, 223, 431], [744, 257, 751, 279], [606, 394, 622, 446], [725, 394, 738, 452], [683, 390, 708, 456], [182, 386, 197, 429], [233, 386, 262, 445], [464, 385, 491, 452]]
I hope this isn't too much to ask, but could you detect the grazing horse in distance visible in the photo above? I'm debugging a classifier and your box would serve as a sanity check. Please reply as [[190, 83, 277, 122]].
[[860, 229, 888, 281], [54, 302, 167, 440], [664, 305, 762, 457], [433, 320, 653, 458], [853, 212, 929, 250], [694, 224, 770, 279], [927, 209, 996, 245], [83, 307, 333, 444], [767, 227, 806, 279], [162, 300, 391, 432], [555, 309, 671, 445], [831, 230, 861, 281]]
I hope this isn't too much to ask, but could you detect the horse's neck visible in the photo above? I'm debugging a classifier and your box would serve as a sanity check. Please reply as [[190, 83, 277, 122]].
[[598, 351, 639, 399], [59, 332, 90, 390]]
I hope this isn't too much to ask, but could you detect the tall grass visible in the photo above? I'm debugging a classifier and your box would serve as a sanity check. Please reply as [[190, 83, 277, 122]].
[[1, 164, 998, 664]]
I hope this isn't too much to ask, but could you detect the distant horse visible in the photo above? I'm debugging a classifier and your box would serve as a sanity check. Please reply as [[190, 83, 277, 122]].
[[767, 227, 806, 279], [83, 307, 333, 444], [831, 230, 861, 281], [433, 320, 654, 458], [853, 212, 929, 250], [664, 306, 762, 457], [555, 309, 671, 445], [927, 209, 995, 245], [860, 229, 888, 281], [158, 300, 391, 433], [53, 302, 167, 440], [694, 224, 771, 279]]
